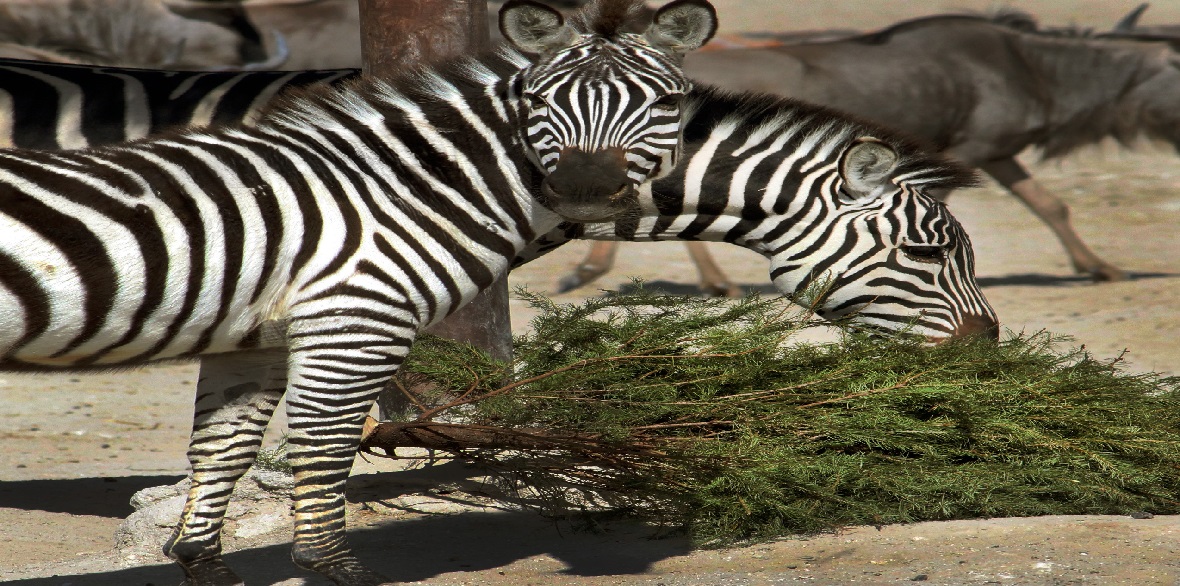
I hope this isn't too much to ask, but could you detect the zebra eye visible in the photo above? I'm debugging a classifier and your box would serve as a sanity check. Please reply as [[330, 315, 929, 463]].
[[900, 245, 946, 263], [651, 94, 681, 112], [522, 93, 547, 111]]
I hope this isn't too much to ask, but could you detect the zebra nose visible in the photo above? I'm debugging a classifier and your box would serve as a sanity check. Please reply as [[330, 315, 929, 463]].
[[543, 148, 632, 202], [953, 314, 1000, 341]]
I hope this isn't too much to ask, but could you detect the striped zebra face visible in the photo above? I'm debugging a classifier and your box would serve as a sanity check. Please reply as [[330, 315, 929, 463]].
[[501, 0, 717, 222], [774, 139, 998, 341]]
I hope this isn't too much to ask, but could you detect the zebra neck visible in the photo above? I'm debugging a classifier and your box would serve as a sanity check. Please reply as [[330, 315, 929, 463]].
[[252, 54, 564, 256]]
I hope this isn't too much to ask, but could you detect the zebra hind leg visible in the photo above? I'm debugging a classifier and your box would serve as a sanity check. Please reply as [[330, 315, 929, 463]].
[[282, 339, 409, 586], [164, 349, 288, 586]]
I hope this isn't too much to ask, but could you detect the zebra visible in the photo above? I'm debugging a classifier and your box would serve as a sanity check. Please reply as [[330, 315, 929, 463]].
[[0, 59, 357, 150], [0, 61, 998, 339], [515, 85, 1000, 340], [0, 0, 719, 584]]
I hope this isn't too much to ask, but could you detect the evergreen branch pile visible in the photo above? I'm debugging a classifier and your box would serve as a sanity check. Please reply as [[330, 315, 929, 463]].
[[386, 290, 1180, 545]]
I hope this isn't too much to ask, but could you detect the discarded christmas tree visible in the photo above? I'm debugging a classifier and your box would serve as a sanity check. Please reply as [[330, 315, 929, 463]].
[[360, 289, 1180, 545]]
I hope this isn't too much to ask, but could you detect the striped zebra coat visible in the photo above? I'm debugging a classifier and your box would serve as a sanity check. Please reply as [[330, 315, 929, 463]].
[[0, 0, 719, 584], [0, 59, 355, 149], [0, 60, 997, 341], [517, 86, 999, 339]]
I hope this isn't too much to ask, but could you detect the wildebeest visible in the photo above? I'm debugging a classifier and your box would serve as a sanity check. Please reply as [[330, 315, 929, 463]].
[[0, 0, 287, 69], [229, 0, 364, 69], [559, 10, 1180, 294]]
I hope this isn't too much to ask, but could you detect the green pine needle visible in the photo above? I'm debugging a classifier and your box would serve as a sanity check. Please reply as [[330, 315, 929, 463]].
[[397, 287, 1180, 545]]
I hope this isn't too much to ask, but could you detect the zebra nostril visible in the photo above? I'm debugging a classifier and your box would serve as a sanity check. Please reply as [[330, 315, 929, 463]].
[[954, 315, 1000, 341]]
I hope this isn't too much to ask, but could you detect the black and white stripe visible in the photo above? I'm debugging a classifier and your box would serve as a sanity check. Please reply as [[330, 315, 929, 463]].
[[520, 35, 689, 182], [517, 86, 999, 340], [0, 1, 718, 583], [0, 58, 357, 149]]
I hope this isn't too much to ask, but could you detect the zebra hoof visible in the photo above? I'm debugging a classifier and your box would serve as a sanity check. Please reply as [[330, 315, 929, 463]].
[[1084, 264, 1128, 283], [316, 561, 391, 586], [177, 558, 244, 586]]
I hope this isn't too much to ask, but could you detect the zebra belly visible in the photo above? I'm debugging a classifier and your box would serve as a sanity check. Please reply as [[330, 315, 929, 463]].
[[0, 247, 279, 368], [0, 294, 273, 368]]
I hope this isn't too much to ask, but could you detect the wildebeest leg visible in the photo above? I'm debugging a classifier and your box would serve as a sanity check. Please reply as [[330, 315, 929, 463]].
[[684, 241, 742, 297], [165, 349, 288, 586], [979, 157, 1126, 282], [557, 240, 619, 292]]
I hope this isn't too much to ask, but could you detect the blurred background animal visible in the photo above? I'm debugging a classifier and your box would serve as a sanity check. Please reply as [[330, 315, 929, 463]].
[[0, 0, 289, 68]]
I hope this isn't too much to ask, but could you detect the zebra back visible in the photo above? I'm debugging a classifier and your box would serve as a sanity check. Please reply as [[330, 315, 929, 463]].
[[0, 58, 358, 149]]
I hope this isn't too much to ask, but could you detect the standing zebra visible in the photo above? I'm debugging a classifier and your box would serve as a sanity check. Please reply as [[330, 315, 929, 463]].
[[0, 0, 719, 584], [517, 86, 999, 339]]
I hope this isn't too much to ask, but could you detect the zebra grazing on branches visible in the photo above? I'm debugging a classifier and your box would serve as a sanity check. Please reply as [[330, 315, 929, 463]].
[[0, 0, 719, 584], [517, 85, 999, 340]]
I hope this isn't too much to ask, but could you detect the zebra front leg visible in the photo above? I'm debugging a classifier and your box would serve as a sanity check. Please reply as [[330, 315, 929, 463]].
[[165, 349, 288, 586], [979, 157, 1126, 282], [684, 241, 742, 297], [283, 340, 408, 586], [556, 240, 619, 292]]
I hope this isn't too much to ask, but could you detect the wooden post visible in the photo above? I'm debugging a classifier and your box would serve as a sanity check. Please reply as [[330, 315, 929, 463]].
[[356, 0, 514, 417], [356, 0, 489, 73]]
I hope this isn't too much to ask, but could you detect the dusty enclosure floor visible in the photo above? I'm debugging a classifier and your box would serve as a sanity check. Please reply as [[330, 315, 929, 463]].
[[3, 1, 1180, 585]]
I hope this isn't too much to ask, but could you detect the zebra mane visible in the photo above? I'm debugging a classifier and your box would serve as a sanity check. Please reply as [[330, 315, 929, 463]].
[[567, 0, 651, 38], [256, 46, 531, 134], [685, 84, 978, 191]]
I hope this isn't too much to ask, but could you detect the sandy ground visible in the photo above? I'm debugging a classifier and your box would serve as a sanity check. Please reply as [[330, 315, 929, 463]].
[[3, 1, 1180, 585]]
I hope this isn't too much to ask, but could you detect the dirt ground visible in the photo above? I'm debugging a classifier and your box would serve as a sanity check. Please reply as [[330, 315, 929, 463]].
[[3, 1, 1180, 585]]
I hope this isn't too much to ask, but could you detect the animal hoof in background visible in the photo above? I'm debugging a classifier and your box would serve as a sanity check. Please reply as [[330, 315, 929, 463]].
[[701, 282, 743, 298], [1085, 264, 1128, 283], [556, 273, 587, 293], [556, 263, 604, 293]]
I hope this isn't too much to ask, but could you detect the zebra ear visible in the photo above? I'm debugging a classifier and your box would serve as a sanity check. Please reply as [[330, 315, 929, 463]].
[[645, 0, 719, 55], [500, 0, 578, 55], [839, 138, 900, 200]]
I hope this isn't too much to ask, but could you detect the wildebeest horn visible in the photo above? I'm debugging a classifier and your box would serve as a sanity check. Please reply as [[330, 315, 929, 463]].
[[0, 42, 79, 63], [161, 0, 325, 7], [165, 38, 189, 67], [1113, 3, 1149, 33], [207, 30, 290, 71]]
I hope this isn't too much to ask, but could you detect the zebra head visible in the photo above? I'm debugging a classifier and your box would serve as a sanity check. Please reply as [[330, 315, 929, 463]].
[[500, 0, 717, 221], [771, 138, 999, 341]]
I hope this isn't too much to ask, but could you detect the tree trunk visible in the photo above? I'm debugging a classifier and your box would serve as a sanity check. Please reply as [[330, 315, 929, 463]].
[[357, 0, 489, 72], [359, 418, 661, 458], [356, 0, 514, 418]]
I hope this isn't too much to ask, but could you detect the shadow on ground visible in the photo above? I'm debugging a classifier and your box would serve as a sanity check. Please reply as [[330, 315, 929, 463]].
[[612, 280, 779, 297], [0, 475, 185, 517], [3, 463, 694, 585], [976, 271, 1178, 288], [5, 508, 693, 585]]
